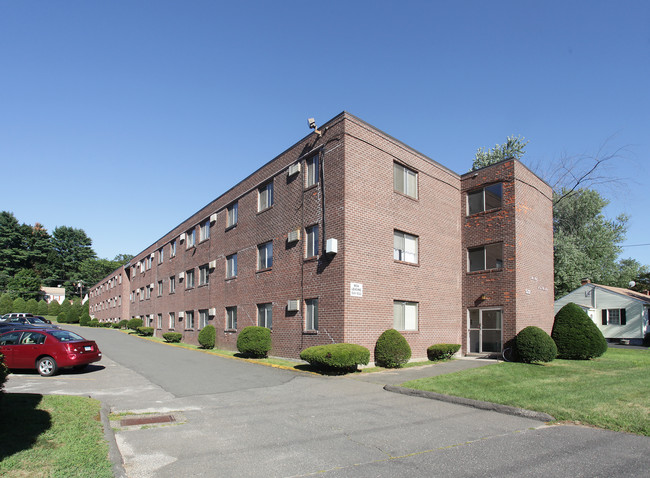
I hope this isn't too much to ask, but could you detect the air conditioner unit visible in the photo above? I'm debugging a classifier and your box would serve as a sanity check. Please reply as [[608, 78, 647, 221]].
[[287, 229, 301, 243], [178, 311, 184, 319], [179, 233, 185, 243], [208, 308, 216, 316], [287, 299, 300, 312], [178, 271, 185, 280], [209, 260, 217, 269], [288, 163, 301, 176], [326, 238, 338, 255], [210, 213, 217, 223], [150, 253, 155, 259], [150, 283, 154, 289]]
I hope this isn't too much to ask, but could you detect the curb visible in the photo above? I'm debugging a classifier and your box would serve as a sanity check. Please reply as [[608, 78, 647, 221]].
[[100, 403, 128, 478], [384, 385, 555, 422]]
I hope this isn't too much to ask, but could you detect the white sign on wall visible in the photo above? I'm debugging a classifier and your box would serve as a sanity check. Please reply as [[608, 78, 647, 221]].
[[350, 282, 363, 297]]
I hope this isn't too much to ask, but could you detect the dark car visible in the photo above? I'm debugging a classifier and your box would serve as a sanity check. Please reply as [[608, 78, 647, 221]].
[[3, 316, 59, 328], [0, 328, 102, 376]]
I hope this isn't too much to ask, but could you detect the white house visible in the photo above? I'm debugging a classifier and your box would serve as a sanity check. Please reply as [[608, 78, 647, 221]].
[[40, 287, 66, 305], [555, 280, 650, 345]]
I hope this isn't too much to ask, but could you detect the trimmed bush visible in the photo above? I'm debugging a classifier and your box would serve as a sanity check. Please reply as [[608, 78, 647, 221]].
[[198, 325, 216, 349], [47, 300, 60, 317], [25, 298, 39, 315], [163, 332, 182, 343], [101, 322, 112, 328], [552, 303, 608, 360], [79, 312, 91, 327], [112, 322, 122, 328], [0, 294, 13, 315], [237, 326, 271, 358], [515, 326, 557, 363], [88, 319, 100, 327], [137, 327, 154, 336], [300, 343, 370, 371], [12, 297, 26, 313], [37, 300, 48, 316], [127, 318, 143, 331], [374, 329, 411, 368], [427, 343, 461, 361], [117, 319, 129, 329]]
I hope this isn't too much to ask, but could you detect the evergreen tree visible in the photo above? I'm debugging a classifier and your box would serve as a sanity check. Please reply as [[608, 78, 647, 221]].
[[37, 300, 49, 316], [0, 293, 12, 315], [48, 300, 61, 317], [25, 298, 39, 315], [471, 135, 528, 171], [7, 269, 42, 300], [12, 297, 26, 313]]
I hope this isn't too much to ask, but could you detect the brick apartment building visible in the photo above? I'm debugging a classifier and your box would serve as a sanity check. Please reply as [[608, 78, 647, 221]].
[[89, 112, 554, 360]]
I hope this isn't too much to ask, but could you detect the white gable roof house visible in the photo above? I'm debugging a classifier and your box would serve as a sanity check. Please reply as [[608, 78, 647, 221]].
[[555, 279, 650, 345]]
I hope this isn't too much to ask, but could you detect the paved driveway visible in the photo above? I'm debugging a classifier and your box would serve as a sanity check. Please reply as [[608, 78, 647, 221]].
[[5, 326, 649, 478]]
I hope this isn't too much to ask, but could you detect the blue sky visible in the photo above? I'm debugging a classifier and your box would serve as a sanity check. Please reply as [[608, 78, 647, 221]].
[[2, 1, 649, 267]]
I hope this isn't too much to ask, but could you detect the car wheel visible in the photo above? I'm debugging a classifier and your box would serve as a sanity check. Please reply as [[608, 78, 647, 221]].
[[37, 356, 58, 377]]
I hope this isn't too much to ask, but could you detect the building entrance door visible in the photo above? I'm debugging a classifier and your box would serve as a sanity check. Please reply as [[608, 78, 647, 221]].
[[468, 309, 502, 353]]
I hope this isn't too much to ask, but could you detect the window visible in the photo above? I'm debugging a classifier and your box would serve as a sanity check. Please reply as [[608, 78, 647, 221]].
[[199, 309, 209, 329], [139, 287, 144, 301], [305, 299, 318, 331], [170, 240, 176, 257], [186, 310, 195, 329], [200, 220, 210, 242], [394, 231, 418, 264], [157, 314, 162, 329], [158, 248, 164, 264], [146, 257, 152, 270], [257, 241, 273, 270], [130, 291, 134, 302], [227, 202, 238, 228], [145, 286, 151, 299], [393, 162, 418, 199], [468, 183, 502, 215], [394, 301, 418, 331], [602, 308, 626, 326], [186, 269, 195, 288], [306, 155, 319, 187], [157, 280, 163, 297], [258, 303, 272, 328], [169, 312, 175, 329], [468, 243, 503, 272], [305, 225, 319, 258], [226, 254, 237, 279], [199, 264, 210, 286], [258, 181, 274, 211], [169, 276, 176, 294], [226, 306, 237, 330], [187, 228, 196, 248]]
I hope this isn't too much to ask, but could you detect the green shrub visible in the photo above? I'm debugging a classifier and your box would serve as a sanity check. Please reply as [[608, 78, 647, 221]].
[[47, 300, 60, 317], [515, 326, 557, 363], [88, 319, 100, 327], [427, 343, 461, 360], [127, 318, 143, 331], [374, 329, 411, 368], [79, 312, 91, 327], [163, 332, 182, 343], [237, 326, 271, 358], [0, 294, 13, 315], [25, 298, 39, 315], [198, 325, 216, 349], [137, 327, 154, 336], [552, 303, 608, 360], [117, 319, 129, 329], [37, 300, 48, 316], [101, 322, 113, 328], [0, 352, 9, 397], [300, 343, 370, 371], [112, 322, 122, 328], [12, 297, 26, 313]]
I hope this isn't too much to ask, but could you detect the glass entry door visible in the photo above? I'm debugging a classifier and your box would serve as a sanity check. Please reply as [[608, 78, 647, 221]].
[[468, 309, 502, 353]]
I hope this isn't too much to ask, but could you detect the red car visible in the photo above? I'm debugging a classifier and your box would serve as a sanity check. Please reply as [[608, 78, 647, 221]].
[[0, 328, 102, 376]]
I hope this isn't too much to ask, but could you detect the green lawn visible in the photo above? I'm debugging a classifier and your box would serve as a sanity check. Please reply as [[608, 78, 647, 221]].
[[402, 348, 650, 436], [0, 394, 113, 477]]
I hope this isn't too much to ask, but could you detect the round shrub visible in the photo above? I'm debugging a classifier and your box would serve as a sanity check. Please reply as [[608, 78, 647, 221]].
[[237, 326, 271, 358], [117, 319, 129, 329], [137, 326, 154, 336], [163, 332, 182, 343], [515, 326, 557, 363], [552, 303, 608, 360], [374, 329, 411, 368], [198, 325, 216, 349], [300, 343, 370, 372], [101, 322, 112, 328], [427, 343, 461, 361], [127, 318, 143, 331], [88, 319, 100, 327], [79, 312, 91, 327]]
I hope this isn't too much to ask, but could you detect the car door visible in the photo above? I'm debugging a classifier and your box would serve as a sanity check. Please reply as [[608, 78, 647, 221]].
[[14, 331, 48, 369], [0, 331, 23, 368]]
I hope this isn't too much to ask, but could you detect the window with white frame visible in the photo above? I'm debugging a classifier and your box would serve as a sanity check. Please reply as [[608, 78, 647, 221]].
[[393, 162, 418, 199], [227, 202, 238, 228], [145, 286, 151, 299], [186, 310, 195, 329], [169, 276, 176, 294], [158, 280, 163, 297], [170, 240, 176, 257], [157, 314, 162, 329], [169, 312, 175, 329], [467, 183, 502, 215], [602, 308, 626, 325], [257, 241, 273, 270], [226, 254, 237, 279], [187, 228, 196, 248], [139, 287, 144, 301], [199, 264, 210, 286], [258, 181, 274, 211], [158, 247, 164, 264], [305, 298, 318, 331], [200, 220, 210, 242], [468, 243, 503, 272], [258, 303, 272, 328], [305, 225, 319, 258], [199, 309, 209, 329], [186, 268, 195, 288], [394, 301, 418, 331], [226, 306, 237, 330], [394, 230, 418, 263], [306, 155, 319, 188]]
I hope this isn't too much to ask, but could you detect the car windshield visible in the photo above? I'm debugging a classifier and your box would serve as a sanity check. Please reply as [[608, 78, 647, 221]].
[[49, 330, 85, 342], [30, 318, 47, 323]]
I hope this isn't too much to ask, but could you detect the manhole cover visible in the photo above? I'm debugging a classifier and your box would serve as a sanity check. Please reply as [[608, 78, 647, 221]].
[[120, 414, 176, 427]]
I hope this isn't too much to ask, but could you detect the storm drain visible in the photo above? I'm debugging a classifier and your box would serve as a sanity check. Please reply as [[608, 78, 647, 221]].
[[120, 414, 176, 427]]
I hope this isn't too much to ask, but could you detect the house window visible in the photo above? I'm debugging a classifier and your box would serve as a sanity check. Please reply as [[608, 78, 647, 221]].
[[468, 243, 503, 272], [200, 220, 210, 242], [227, 202, 238, 228], [306, 155, 319, 188], [158, 248, 164, 264], [393, 162, 418, 199], [146, 257, 152, 270], [394, 231, 418, 264], [394, 301, 418, 331], [258, 181, 274, 211], [157, 314, 162, 329], [130, 291, 134, 302], [170, 240, 176, 257], [305, 298, 318, 331], [139, 287, 144, 301], [257, 241, 273, 270], [467, 183, 502, 215], [187, 228, 196, 248], [199, 264, 210, 286], [145, 286, 151, 300], [169, 276, 176, 294], [305, 225, 319, 258], [186, 268, 195, 288], [199, 309, 209, 329], [169, 312, 175, 329], [186, 310, 195, 329], [157, 280, 163, 297], [258, 303, 272, 329], [602, 308, 626, 326], [226, 254, 237, 279], [226, 306, 237, 330]]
